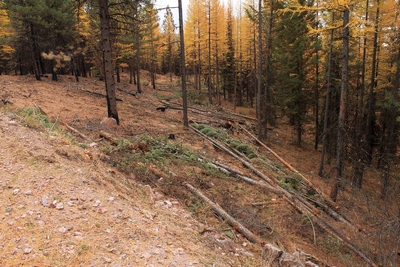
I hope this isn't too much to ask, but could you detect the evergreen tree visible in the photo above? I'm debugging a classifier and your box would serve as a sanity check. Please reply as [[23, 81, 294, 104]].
[[3, 0, 78, 80], [221, 3, 236, 102], [274, 0, 312, 145], [161, 6, 177, 81]]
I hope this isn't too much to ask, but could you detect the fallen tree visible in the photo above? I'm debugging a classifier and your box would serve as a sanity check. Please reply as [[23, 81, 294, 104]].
[[184, 182, 309, 267]]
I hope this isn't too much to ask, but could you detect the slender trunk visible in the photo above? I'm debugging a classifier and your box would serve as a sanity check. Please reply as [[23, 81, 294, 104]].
[[257, 0, 263, 140], [382, 43, 400, 200], [129, 64, 133, 84], [136, 21, 142, 94], [330, 8, 349, 202], [197, 17, 202, 91], [99, 0, 119, 124], [314, 5, 320, 150], [116, 64, 120, 83], [178, 0, 188, 127], [207, 0, 212, 104], [365, 0, 380, 165], [26, 22, 40, 81], [319, 13, 335, 177], [264, 0, 274, 128], [353, 0, 369, 188]]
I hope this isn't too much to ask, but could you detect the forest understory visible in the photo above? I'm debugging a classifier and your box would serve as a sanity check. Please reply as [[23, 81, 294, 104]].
[[0, 73, 399, 267]]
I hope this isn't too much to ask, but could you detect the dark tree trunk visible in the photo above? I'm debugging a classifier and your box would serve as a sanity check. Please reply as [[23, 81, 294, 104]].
[[207, 0, 212, 104], [116, 64, 120, 83], [319, 13, 335, 177], [80, 56, 87, 77], [352, 0, 369, 189], [314, 6, 320, 150], [381, 41, 400, 200], [178, 0, 189, 127], [99, 0, 119, 124], [257, 0, 263, 140], [135, 22, 142, 94], [71, 57, 79, 82], [26, 22, 41, 81], [365, 0, 380, 165], [330, 7, 349, 202], [129, 64, 133, 84]]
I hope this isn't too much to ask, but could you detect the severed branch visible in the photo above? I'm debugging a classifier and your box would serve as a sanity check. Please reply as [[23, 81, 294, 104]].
[[190, 125, 277, 186], [239, 125, 361, 232], [79, 88, 123, 101], [62, 122, 90, 141], [185, 183, 308, 267]]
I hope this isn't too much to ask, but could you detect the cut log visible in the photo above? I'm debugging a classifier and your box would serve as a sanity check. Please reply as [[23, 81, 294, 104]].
[[99, 130, 136, 150], [80, 88, 123, 101], [190, 125, 277, 186], [184, 183, 306, 267], [62, 122, 90, 141], [117, 87, 137, 98]]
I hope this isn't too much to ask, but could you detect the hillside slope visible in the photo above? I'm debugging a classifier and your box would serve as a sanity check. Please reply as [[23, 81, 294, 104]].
[[0, 74, 398, 267], [0, 75, 262, 266]]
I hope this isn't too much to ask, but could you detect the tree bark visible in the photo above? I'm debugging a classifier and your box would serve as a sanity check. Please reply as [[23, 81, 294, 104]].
[[99, 0, 119, 124], [178, 0, 189, 127], [319, 12, 334, 177], [256, 0, 263, 140], [365, 0, 380, 165], [331, 7, 349, 202]]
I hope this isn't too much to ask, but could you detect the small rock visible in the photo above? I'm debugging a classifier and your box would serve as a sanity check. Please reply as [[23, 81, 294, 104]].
[[6, 206, 12, 212], [41, 196, 50, 207], [24, 190, 32, 195], [13, 189, 19, 195], [141, 252, 152, 259], [43, 250, 49, 256], [108, 196, 115, 201], [70, 196, 78, 201], [89, 142, 98, 148], [67, 201, 74, 207], [97, 207, 107, 214], [59, 226, 67, 233], [92, 200, 101, 207], [104, 257, 112, 263], [56, 202, 64, 210], [24, 248, 32, 254]]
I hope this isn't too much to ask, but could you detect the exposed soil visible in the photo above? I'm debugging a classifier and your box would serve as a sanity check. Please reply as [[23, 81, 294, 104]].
[[0, 73, 398, 267]]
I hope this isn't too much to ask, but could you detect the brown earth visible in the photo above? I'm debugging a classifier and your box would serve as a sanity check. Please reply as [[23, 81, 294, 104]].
[[0, 73, 398, 267]]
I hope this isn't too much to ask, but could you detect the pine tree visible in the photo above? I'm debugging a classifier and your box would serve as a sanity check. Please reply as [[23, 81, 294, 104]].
[[274, 0, 312, 145], [3, 0, 78, 80], [161, 6, 178, 81], [221, 3, 236, 102]]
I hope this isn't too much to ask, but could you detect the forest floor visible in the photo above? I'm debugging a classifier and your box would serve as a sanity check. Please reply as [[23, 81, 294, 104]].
[[0, 73, 398, 267]]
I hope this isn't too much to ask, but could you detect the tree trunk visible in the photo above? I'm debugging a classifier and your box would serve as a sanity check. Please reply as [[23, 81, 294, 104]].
[[207, 0, 212, 104], [365, 0, 380, 165], [135, 21, 142, 94], [116, 64, 120, 83], [99, 0, 119, 124], [318, 12, 334, 177], [352, 0, 369, 188], [330, 7, 349, 202], [257, 0, 263, 140], [381, 40, 400, 200], [26, 22, 41, 81], [178, 0, 189, 127], [314, 5, 320, 150]]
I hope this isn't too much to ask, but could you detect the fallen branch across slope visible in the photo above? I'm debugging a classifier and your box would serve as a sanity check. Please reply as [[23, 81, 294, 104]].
[[184, 182, 308, 267], [238, 124, 360, 232]]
